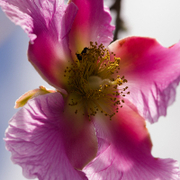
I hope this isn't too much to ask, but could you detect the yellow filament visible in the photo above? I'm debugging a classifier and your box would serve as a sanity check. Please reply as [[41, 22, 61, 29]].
[[64, 42, 129, 120]]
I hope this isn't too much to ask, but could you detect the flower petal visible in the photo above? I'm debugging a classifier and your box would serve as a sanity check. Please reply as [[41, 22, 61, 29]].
[[27, 2, 78, 88], [0, 0, 76, 41], [0, 0, 78, 88], [27, 30, 70, 89], [109, 37, 180, 123], [83, 101, 180, 180], [5, 92, 97, 179], [69, 0, 114, 56]]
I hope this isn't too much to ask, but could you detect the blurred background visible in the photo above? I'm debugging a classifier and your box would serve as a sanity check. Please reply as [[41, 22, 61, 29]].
[[1, 0, 180, 179]]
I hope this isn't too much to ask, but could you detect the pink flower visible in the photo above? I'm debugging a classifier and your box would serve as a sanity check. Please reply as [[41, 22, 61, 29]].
[[1, 0, 180, 179]]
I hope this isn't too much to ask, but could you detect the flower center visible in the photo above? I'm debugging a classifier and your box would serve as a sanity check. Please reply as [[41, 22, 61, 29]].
[[64, 42, 129, 120]]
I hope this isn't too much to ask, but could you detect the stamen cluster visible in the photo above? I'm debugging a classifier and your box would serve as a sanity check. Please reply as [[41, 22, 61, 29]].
[[64, 42, 129, 120]]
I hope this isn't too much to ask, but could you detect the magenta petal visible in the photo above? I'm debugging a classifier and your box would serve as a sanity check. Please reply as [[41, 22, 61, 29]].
[[83, 101, 180, 180], [27, 2, 78, 88], [1, 0, 78, 88], [5, 92, 97, 179], [28, 31, 69, 89], [69, 0, 114, 54], [109, 37, 180, 123]]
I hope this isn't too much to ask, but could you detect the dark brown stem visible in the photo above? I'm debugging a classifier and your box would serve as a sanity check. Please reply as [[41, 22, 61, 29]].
[[110, 0, 125, 41]]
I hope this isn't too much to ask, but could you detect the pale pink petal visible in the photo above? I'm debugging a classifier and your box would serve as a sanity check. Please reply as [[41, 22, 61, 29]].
[[5, 92, 97, 179], [0, 0, 77, 41], [83, 101, 180, 179], [69, 0, 114, 56], [109, 37, 180, 123], [0, 0, 78, 88]]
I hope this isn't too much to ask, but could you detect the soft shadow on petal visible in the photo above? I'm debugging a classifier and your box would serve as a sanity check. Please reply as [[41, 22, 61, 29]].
[[109, 37, 180, 123], [83, 101, 180, 180], [69, 0, 114, 56], [5, 92, 97, 179]]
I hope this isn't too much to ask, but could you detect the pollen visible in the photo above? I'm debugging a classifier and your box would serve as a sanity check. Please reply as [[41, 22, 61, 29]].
[[64, 42, 129, 120]]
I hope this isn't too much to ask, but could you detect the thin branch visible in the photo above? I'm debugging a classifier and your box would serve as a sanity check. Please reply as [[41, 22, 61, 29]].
[[110, 0, 126, 41]]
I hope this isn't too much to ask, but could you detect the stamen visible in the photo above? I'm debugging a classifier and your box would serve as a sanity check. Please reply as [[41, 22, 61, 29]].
[[64, 42, 129, 120]]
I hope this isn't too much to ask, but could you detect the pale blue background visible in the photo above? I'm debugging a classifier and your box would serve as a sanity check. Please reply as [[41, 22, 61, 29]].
[[1, 0, 180, 179]]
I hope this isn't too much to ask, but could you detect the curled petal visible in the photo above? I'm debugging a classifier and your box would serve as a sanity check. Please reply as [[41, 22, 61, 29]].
[[83, 101, 180, 180], [109, 37, 180, 123], [5, 92, 97, 179], [69, 0, 114, 56], [15, 86, 55, 108]]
